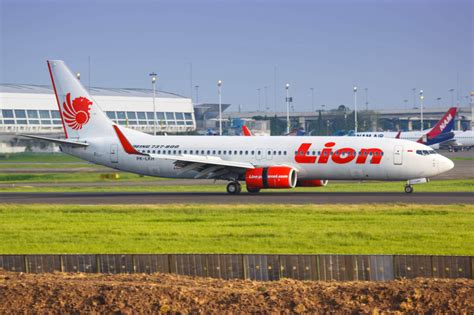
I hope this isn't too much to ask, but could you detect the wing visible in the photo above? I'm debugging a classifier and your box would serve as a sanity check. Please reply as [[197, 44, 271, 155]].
[[112, 124, 254, 179], [148, 153, 255, 179], [22, 134, 89, 147]]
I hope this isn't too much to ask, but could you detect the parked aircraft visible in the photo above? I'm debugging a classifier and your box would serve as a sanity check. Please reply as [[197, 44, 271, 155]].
[[25, 60, 454, 194], [353, 107, 457, 148], [438, 130, 474, 151]]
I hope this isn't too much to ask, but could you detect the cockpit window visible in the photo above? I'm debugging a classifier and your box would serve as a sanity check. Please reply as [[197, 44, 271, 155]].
[[416, 150, 437, 156]]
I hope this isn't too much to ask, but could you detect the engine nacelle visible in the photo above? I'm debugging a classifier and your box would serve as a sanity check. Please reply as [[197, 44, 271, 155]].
[[245, 166, 297, 189], [296, 179, 328, 187]]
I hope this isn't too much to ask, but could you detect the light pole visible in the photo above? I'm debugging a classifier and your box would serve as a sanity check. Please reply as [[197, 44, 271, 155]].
[[364, 88, 369, 111], [437, 97, 442, 107], [217, 80, 223, 136], [310, 88, 314, 112], [403, 99, 408, 110], [286, 83, 290, 134], [149, 72, 157, 135], [449, 89, 455, 106], [419, 89, 424, 131], [76, 72, 81, 81], [194, 85, 200, 104], [412, 88, 417, 108], [257, 88, 261, 112], [264, 86, 268, 111], [353, 86, 358, 133]]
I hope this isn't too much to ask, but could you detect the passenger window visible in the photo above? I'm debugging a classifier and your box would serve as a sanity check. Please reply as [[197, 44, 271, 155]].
[[245, 150, 248, 155], [190, 150, 193, 154], [284, 151, 287, 155], [234, 150, 238, 155], [278, 151, 281, 155], [207, 150, 210, 155], [218, 150, 221, 155], [258, 151, 261, 155], [251, 151, 254, 155], [173, 150, 176, 154], [273, 151, 277, 155], [239, 150, 243, 155], [212, 150, 216, 155]]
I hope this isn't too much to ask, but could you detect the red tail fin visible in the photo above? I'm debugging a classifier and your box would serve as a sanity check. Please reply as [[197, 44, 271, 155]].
[[242, 125, 253, 136]]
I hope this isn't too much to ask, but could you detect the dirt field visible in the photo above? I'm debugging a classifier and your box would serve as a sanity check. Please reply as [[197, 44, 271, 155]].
[[0, 272, 472, 313]]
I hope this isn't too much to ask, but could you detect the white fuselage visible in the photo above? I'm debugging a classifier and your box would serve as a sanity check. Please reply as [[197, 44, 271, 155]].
[[354, 130, 425, 141], [63, 129, 454, 182], [451, 130, 474, 147]]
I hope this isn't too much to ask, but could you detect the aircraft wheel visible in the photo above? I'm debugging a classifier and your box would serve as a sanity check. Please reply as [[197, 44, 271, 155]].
[[227, 182, 241, 194], [247, 186, 261, 194], [404, 185, 413, 194]]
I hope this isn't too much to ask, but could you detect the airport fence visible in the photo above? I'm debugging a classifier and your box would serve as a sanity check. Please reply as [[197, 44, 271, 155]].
[[0, 254, 472, 281]]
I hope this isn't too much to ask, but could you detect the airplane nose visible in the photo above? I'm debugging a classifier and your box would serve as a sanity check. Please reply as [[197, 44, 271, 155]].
[[439, 156, 454, 173]]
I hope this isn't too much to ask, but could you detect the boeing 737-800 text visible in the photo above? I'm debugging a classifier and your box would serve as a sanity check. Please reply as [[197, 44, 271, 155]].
[[25, 61, 455, 194]]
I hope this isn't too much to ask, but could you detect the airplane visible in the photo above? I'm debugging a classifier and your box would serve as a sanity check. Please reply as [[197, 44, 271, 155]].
[[352, 107, 457, 148], [438, 130, 474, 151], [24, 60, 455, 194]]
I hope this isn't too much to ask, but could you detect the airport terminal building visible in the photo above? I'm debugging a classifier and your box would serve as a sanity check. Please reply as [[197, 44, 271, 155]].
[[0, 84, 197, 152]]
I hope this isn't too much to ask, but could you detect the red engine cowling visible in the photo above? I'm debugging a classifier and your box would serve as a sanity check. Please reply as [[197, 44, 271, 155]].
[[297, 179, 328, 187], [245, 167, 297, 189]]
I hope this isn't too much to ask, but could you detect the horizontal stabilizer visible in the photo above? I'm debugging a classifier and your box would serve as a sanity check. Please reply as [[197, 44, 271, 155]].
[[22, 134, 89, 147]]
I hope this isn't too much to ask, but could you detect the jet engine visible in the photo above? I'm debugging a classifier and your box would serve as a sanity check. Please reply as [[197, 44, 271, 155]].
[[296, 179, 329, 187], [245, 166, 297, 190]]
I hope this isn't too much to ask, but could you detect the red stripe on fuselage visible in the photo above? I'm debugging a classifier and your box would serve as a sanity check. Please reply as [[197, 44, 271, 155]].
[[112, 125, 145, 155], [47, 61, 69, 139]]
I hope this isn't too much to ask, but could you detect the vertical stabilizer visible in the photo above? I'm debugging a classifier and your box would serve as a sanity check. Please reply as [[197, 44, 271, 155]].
[[47, 60, 112, 139]]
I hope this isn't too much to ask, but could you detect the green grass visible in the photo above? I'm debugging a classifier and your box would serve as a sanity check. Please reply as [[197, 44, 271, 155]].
[[451, 157, 474, 161], [0, 173, 166, 183], [0, 152, 82, 163], [0, 204, 472, 255], [0, 179, 472, 193], [0, 163, 105, 169]]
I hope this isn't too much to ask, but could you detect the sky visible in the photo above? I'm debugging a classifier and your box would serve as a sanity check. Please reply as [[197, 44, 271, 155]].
[[1, 0, 472, 112]]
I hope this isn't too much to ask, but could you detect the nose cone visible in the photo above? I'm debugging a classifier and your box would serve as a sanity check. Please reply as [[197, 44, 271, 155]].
[[439, 155, 455, 174]]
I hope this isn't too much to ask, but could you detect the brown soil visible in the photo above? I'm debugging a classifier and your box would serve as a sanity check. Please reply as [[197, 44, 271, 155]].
[[0, 271, 472, 313]]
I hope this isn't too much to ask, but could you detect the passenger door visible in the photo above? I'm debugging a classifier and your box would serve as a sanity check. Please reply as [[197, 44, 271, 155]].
[[393, 145, 403, 165], [110, 144, 118, 163]]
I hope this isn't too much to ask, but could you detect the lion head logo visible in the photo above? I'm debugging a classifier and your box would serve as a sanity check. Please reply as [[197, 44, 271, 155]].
[[62, 93, 93, 130]]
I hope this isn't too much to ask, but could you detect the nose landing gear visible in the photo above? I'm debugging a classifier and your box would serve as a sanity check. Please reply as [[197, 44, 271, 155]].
[[226, 181, 242, 194], [404, 178, 429, 193]]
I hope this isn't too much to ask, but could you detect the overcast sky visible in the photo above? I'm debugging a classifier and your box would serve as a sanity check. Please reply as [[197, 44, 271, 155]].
[[1, 0, 472, 112]]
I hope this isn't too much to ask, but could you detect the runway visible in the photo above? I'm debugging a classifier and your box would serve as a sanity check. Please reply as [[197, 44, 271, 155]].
[[1, 192, 472, 204]]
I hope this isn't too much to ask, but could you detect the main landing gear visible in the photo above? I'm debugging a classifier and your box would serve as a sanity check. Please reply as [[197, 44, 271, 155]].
[[226, 181, 242, 194], [404, 185, 414, 194]]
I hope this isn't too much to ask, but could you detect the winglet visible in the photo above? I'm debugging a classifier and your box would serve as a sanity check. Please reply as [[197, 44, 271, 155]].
[[112, 125, 146, 155], [395, 131, 401, 139]]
